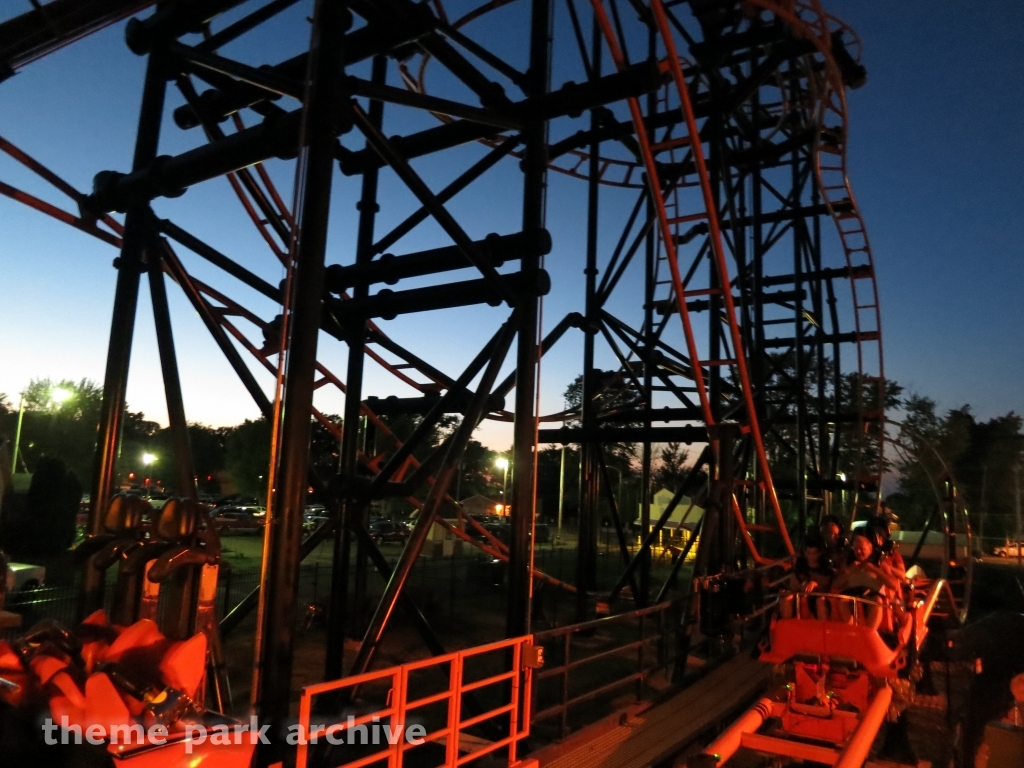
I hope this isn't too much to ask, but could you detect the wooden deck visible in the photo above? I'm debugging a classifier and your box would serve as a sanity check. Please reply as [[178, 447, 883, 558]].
[[532, 652, 772, 768]]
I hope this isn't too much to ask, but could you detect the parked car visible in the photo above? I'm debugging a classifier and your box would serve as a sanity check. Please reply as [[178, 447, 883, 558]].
[[6, 562, 46, 592], [470, 520, 550, 545], [995, 541, 1023, 557], [303, 509, 330, 533], [369, 520, 410, 545], [210, 505, 266, 534], [146, 491, 172, 510]]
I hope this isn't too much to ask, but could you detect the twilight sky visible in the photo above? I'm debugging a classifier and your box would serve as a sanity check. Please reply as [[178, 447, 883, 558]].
[[1, 0, 1022, 451]]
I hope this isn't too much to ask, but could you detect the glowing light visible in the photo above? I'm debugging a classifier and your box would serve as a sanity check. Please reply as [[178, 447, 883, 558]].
[[142, 453, 157, 466], [50, 387, 73, 404], [495, 457, 509, 470]]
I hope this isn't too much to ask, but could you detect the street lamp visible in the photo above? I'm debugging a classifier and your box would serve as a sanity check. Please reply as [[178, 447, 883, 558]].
[[141, 453, 157, 491], [495, 457, 510, 508], [10, 386, 75, 474]]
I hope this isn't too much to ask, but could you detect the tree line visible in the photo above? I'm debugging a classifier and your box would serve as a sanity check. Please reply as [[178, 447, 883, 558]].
[[2, 374, 1022, 545]]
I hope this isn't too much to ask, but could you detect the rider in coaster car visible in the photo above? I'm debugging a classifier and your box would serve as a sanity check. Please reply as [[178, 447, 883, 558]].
[[831, 529, 905, 629], [819, 514, 850, 571], [782, 533, 835, 619], [867, 512, 907, 583]]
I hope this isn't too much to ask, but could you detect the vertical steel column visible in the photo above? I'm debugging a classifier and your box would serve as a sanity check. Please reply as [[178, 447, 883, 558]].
[[325, 54, 386, 680], [507, 0, 552, 639], [704, 71, 732, 563], [148, 249, 197, 499], [252, 0, 348, 752], [81, 49, 167, 617], [351, 56, 386, 643], [750, 78, 766, 531], [813, 182, 828, 518], [791, 58, 807, 541], [639, 26, 656, 606], [575, 12, 602, 625]]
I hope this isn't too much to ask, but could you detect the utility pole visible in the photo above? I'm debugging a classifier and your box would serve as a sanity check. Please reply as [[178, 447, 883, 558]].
[[10, 393, 25, 474], [557, 444, 566, 537], [979, 465, 987, 554], [1015, 465, 1021, 568]]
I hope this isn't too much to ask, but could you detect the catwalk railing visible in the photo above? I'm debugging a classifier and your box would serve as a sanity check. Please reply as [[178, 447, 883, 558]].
[[531, 598, 684, 742], [295, 635, 535, 768]]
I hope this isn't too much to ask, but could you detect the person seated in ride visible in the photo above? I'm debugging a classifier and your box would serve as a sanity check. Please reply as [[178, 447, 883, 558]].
[[868, 513, 907, 583], [831, 530, 904, 628], [819, 514, 849, 570], [780, 534, 835, 618]]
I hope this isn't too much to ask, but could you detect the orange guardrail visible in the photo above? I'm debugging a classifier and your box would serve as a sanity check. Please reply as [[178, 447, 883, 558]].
[[296, 635, 538, 768]]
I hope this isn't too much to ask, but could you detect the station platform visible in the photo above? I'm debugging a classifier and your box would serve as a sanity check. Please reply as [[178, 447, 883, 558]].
[[532, 651, 771, 768]]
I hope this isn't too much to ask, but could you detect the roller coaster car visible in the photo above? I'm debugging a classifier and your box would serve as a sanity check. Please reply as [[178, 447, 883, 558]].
[[690, 579, 950, 768], [760, 586, 935, 678]]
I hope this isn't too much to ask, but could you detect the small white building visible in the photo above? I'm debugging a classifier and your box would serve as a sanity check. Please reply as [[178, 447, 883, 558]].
[[634, 488, 703, 532]]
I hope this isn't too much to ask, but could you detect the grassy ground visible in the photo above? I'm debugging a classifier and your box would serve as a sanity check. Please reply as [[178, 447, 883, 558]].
[[213, 528, 691, 721]]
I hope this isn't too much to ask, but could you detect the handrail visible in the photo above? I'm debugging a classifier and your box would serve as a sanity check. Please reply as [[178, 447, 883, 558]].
[[296, 635, 534, 768], [784, 590, 891, 628], [533, 598, 676, 642], [783, 576, 957, 630], [531, 599, 682, 740]]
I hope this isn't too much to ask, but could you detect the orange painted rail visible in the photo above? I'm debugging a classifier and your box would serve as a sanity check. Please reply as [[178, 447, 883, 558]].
[[296, 635, 537, 768]]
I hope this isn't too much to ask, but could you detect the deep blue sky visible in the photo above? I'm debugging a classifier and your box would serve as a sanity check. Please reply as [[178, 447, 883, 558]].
[[1, 0, 1022, 449]]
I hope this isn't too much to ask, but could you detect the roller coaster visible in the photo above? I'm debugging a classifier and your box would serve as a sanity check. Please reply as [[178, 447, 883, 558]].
[[0, 1, 977, 766]]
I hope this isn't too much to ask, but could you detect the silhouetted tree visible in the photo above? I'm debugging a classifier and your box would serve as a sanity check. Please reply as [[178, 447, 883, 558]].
[[888, 395, 1024, 536], [224, 418, 272, 500]]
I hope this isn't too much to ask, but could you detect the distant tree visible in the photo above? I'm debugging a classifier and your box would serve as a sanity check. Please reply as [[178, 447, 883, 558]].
[[1, 378, 105, 481], [374, 413, 458, 463], [653, 442, 689, 492], [309, 414, 341, 481], [756, 354, 903, 489], [564, 371, 642, 429], [888, 395, 1024, 536], [453, 439, 501, 500], [184, 424, 228, 492], [218, 415, 345, 502], [22, 378, 103, 414], [536, 445, 580, 523], [149, 423, 229, 494], [224, 418, 272, 500], [563, 370, 642, 479], [118, 408, 162, 485]]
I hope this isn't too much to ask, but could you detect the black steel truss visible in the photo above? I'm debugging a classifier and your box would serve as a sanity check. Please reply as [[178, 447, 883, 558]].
[[0, 0, 885, 757]]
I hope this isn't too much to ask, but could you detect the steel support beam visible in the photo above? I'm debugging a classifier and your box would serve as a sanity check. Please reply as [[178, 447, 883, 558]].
[[147, 248, 197, 499], [575, 14, 601, 624], [0, 0, 154, 77], [80, 51, 167, 618], [327, 269, 550, 321], [252, 1, 348, 757], [539, 425, 708, 444], [325, 229, 550, 292], [326, 54, 386, 680], [339, 60, 664, 174], [507, 0, 552, 639]]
